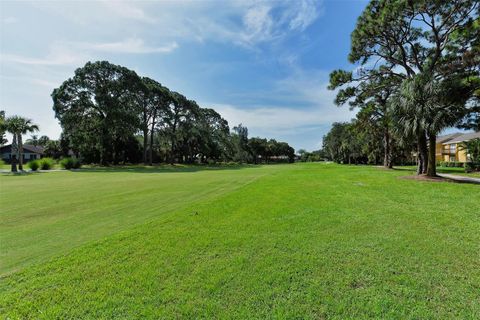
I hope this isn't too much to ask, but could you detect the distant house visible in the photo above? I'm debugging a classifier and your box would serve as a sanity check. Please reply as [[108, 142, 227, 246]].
[[435, 132, 480, 162], [0, 144, 44, 163]]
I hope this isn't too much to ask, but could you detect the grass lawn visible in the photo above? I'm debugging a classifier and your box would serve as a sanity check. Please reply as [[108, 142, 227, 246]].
[[1, 163, 479, 318]]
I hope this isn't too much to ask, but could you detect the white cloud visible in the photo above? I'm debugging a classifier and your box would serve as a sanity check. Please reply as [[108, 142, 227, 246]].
[[154, 0, 323, 48], [241, 4, 275, 44], [76, 38, 178, 54], [288, 0, 320, 31], [237, 0, 322, 46], [0, 44, 87, 66], [28, 1, 156, 25], [1, 38, 177, 67]]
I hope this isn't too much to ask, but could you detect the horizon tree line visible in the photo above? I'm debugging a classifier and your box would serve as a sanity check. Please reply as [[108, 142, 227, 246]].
[[49, 61, 295, 166]]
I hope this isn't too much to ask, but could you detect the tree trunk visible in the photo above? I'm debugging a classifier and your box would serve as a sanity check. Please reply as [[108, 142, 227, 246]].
[[11, 134, 18, 172], [426, 133, 437, 177], [149, 111, 156, 166], [416, 150, 423, 175], [421, 141, 428, 175], [383, 128, 392, 169], [143, 128, 148, 165], [417, 131, 428, 175], [142, 103, 149, 165], [170, 118, 177, 165], [18, 134, 24, 171], [170, 138, 175, 165]]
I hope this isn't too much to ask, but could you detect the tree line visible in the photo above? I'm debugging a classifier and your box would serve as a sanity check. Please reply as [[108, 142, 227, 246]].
[[328, 0, 479, 176], [51, 61, 294, 166]]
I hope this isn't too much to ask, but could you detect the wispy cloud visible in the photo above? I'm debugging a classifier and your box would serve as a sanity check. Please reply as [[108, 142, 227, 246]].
[[288, 0, 321, 31], [76, 38, 178, 54], [217, 0, 322, 47], [145, 0, 323, 48], [0, 44, 87, 66], [1, 38, 177, 67], [241, 4, 276, 45]]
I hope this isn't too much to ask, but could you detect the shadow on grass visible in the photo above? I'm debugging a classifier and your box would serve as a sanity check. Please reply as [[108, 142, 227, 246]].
[[393, 166, 468, 174], [0, 171, 45, 177], [392, 166, 416, 172], [73, 164, 262, 174]]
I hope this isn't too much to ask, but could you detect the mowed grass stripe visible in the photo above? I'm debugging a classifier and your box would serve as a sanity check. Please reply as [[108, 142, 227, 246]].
[[0, 167, 267, 275], [1, 163, 479, 318]]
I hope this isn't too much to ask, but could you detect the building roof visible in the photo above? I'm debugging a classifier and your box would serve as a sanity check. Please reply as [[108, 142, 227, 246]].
[[446, 132, 480, 144], [437, 133, 464, 144], [0, 144, 44, 154], [23, 144, 44, 154]]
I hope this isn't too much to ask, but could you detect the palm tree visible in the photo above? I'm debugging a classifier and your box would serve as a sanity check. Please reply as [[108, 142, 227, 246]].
[[392, 75, 467, 177], [5, 116, 22, 172], [5, 116, 39, 172]]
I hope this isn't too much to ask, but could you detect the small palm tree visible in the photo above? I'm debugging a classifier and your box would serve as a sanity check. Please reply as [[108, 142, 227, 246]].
[[459, 138, 480, 163], [5, 116, 39, 172], [5, 117, 21, 172]]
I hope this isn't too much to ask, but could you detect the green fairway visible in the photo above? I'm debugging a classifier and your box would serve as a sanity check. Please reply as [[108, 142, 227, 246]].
[[1, 163, 479, 318], [0, 165, 263, 274]]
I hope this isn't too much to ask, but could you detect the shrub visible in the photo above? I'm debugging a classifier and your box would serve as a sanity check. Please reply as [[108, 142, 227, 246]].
[[465, 162, 480, 173], [39, 157, 54, 170], [0, 159, 5, 167], [443, 161, 464, 168], [60, 157, 81, 169], [28, 160, 40, 171]]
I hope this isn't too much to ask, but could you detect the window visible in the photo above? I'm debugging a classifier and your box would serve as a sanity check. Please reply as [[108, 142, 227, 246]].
[[449, 144, 456, 153], [450, 155, 456, 162]]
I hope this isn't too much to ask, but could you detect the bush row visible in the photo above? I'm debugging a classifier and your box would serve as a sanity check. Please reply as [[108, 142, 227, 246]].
[[27, 157, 81, 171], [438, 161, 464, 168], [28, 157, 54, 171], [60, 157, 81, 169]]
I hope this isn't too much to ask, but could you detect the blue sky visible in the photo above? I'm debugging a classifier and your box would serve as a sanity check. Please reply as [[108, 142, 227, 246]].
[[0, 0, 369, 151]]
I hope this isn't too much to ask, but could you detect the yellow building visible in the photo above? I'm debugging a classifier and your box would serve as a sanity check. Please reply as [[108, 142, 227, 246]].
[[436, 132, 480, 163]]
